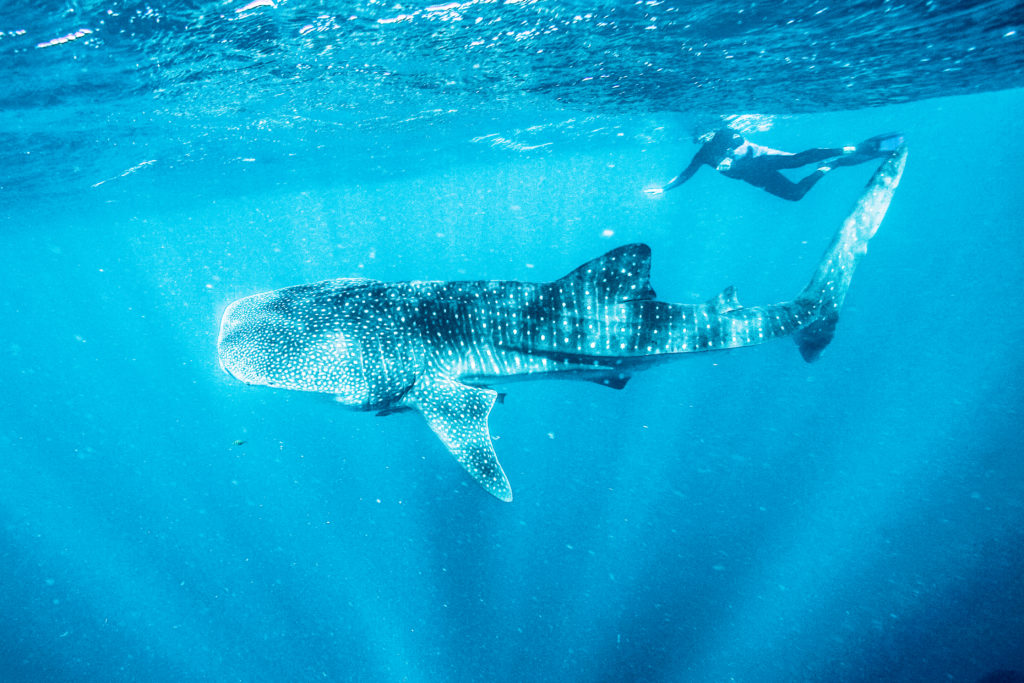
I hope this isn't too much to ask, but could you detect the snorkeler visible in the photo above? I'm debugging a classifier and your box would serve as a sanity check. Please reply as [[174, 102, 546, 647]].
[[645, 129, 903, 201]]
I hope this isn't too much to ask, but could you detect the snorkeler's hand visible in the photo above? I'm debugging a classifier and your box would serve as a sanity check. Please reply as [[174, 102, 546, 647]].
[[643, 187, 664, 197]]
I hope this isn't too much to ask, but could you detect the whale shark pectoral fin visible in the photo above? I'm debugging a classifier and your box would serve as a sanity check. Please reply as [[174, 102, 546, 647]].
[[587, 373, 631, 390], [403, 376, 513, 502]]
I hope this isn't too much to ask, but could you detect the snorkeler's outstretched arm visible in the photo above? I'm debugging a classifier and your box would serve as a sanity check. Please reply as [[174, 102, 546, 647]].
[[645, 154, 702, 196], [663, 157, 702, 190]]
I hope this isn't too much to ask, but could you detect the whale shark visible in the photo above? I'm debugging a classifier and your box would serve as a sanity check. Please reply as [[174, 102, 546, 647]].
[[218, 147, 906, 501]]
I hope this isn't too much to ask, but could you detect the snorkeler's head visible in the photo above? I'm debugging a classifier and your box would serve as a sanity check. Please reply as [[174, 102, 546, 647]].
[[692, 126, 742, 147], [696, 128, 741, 149], [694, 130, 716, 144]]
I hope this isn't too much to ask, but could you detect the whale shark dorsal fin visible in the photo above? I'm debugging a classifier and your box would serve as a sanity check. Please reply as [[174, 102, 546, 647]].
[[555, 243, 656, 302], [402, 375, 513, 502], [706, 285, 742, 314]]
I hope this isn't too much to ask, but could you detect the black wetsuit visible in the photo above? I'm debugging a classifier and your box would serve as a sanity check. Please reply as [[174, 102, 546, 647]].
[[661, 129, 866, 201]]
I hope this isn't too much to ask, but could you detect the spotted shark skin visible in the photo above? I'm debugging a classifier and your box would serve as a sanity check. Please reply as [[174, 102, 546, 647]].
[[218, 148, 906, 501]]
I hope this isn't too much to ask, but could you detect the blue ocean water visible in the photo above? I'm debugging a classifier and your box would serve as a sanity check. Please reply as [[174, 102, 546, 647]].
[[2, 1, 1023, 681]]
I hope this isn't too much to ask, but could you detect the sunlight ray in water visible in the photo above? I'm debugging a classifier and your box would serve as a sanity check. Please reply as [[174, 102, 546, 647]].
[[1, 0, 1022, 680]]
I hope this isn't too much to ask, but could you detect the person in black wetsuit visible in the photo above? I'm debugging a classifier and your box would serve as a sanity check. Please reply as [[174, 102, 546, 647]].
[[645, 129, 902, 201]]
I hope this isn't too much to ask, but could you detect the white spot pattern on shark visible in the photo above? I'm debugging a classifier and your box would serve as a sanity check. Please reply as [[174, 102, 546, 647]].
[[218, 148, 907, 501]]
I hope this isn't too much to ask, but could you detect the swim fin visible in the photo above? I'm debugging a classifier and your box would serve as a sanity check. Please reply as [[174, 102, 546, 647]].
[[829, 132, 904, 167], [856, 132, 904, 157]]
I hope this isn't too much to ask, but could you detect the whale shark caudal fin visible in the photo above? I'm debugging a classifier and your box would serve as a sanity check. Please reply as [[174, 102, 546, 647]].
[[794, 145, 907, 362], [401, 374, 513, 502]]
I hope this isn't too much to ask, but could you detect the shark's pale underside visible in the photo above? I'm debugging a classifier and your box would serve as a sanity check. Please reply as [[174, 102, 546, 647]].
[[218, 148, 907, 501]]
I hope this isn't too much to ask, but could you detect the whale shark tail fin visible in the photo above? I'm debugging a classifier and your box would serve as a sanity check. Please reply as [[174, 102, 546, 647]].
[[794, 146, 908, 362], [793, 310, 840, 363]]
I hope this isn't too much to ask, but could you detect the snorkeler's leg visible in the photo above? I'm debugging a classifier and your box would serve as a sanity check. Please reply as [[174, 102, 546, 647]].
[[763, 148, 845, 170], [762, 169, 827, 201], [827, 154, 875, 168]]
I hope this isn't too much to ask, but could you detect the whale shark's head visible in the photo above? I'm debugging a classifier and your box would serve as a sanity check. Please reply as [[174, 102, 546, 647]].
[[217, 280, 378, 408]]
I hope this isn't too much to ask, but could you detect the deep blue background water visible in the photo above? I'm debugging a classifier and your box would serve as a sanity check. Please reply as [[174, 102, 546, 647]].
[[2, 1, 1024, 681]]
